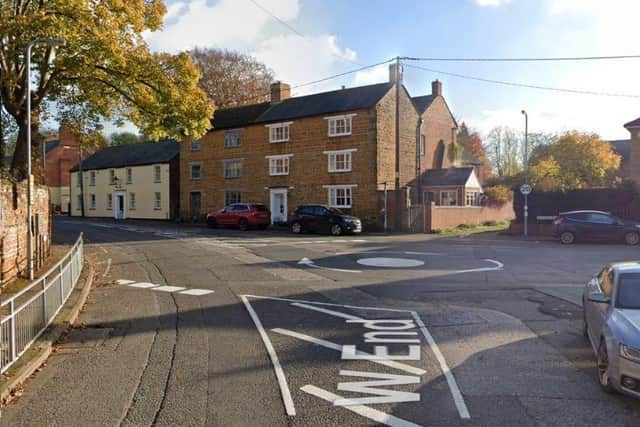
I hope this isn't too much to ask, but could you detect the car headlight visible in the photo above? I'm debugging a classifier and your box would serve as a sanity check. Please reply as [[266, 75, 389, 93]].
[[620, 344, 640, 363]]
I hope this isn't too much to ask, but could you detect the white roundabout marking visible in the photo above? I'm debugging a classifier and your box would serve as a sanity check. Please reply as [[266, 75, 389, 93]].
[[357, 257, 425, 268]]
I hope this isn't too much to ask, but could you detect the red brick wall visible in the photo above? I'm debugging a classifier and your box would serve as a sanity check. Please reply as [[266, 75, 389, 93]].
[[424, 201, 515, 232], [0, 180, 51, 285], [46, 127, 81, 187]]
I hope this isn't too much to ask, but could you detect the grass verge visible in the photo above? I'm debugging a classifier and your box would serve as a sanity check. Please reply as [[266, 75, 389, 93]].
[[434, 220, 510, 236]]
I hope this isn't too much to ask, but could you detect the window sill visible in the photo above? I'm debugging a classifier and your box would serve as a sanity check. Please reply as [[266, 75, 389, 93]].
[[328, 133, 352, 138], [328, 170, 352, 173], [269, 173, 289, 176], [269, 140, 289, 144]]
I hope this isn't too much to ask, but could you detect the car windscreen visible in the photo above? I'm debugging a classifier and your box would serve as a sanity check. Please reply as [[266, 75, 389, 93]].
[[616, 272, 640, 309]]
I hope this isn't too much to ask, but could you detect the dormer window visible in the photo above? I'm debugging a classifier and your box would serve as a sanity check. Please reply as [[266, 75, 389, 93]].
[[326, 114, 354, 137], [266, 122, 292, 143]]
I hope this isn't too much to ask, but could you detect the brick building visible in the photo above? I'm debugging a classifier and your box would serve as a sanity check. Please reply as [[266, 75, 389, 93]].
[[181, 64, 473, 230], [44, 126, 85, 213]]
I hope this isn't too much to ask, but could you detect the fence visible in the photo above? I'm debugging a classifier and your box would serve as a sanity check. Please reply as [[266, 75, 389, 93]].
[[0, 234, 84, 374]]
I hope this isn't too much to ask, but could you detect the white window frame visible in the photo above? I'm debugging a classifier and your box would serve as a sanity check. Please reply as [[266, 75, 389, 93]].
[[224, 159, 242, 179], [126, 168, 132, 184], [224, 129, 242, 148], [324, 148, 357, 173], [322, 184, 357, 208], [129, 192, 136, 210], [89, 194, 96, 210], [465, 190, 478, 206], [109, 169, 116, 185], [325, 114, 355, 137], [266, 154, 293, 176], [224, 190, 242, 206], [154, 192, 161, 210], [89, 171, 96, 186], [107, 194, 113, 210], [266, 122, 292, 143], [190, 162, 202, 180], [190, 138, 201, 151], [440, 190, 458, 206], [154, 165, 162, 183]]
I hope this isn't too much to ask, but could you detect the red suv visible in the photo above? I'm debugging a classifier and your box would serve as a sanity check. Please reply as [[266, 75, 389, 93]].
[[206, 203, 270, 231]]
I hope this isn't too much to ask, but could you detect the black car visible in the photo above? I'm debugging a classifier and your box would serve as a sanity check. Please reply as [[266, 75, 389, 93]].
[[553, 210, 640, 245], [290, 205, 362, 236]]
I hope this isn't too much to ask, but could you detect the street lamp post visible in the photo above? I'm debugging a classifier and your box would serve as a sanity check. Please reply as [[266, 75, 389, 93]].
[[26, 37, 64, 280], [521, 110, 529, 237]]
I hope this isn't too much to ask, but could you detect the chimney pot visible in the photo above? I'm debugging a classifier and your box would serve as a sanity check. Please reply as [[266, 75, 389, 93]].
[[432, 80, 442, 97], [270, 81, 291, 103]]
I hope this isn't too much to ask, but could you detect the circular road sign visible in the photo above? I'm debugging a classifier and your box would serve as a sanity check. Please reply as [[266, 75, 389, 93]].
[[520, 184, 532, 195]]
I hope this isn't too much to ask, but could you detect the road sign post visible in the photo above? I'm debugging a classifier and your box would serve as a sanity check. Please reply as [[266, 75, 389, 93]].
[[520, 184, 532, 237]]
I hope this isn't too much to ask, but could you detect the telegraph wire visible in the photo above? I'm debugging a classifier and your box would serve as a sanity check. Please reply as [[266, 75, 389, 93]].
[[402, 54, 640, 62]]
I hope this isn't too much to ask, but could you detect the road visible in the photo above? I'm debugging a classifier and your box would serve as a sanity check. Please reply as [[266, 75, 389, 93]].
[[3, 217, 640, 426]]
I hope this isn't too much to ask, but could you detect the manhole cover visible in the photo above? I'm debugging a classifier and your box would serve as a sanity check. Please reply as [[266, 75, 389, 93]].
[[356, 257, 424, 268]]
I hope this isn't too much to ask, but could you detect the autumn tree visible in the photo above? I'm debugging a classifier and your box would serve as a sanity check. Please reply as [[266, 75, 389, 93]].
[[110, 132, 142, 146], [189, 47, 275, 109], [485, 126, 523, 178], [457, 122, 491, 180], [529, 132, 621, 191], [0, 1, 213, 177]]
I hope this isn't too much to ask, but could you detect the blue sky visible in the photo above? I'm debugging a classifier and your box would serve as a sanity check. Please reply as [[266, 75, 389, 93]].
[[139, 0, 640, 139]]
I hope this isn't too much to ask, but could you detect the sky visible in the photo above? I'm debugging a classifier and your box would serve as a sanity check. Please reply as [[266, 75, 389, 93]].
[[138, 0, 640, 140]]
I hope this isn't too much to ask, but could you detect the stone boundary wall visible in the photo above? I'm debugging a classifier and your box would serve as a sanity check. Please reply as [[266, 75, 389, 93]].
[[424, 201, 515, 232], [0, 180, 51, 285]]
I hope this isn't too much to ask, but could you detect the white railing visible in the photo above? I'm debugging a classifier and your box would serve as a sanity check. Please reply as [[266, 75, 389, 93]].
[[0, 234, 84, 374]]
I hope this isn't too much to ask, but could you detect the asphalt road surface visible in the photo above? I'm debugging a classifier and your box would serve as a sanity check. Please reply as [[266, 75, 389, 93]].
[[3, 217, 640, 426]]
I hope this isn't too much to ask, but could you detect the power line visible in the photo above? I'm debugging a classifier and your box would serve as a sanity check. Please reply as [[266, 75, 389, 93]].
[[245, 0, 362, 66], [402, 54, 640, 62], [405, 63, 640, 98]]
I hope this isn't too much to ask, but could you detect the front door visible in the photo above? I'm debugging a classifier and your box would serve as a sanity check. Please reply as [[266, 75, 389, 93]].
[[190, 192, 202, 219], [115, 192, 126, 220], [270, 189, 288, 224]]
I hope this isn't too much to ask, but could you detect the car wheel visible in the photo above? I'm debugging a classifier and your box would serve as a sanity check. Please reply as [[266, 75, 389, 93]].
[[624, 231, 640, 246], [560, 231, 575, 245], [597, 339, 615, 393], [330, 224, 343, 236], [206, 217, 217, 228], [238, 218, 249, 231], [291, 222, 303, 234]]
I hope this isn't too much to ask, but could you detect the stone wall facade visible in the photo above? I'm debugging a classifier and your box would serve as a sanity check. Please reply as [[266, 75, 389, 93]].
[[0, 180, 51, 285]]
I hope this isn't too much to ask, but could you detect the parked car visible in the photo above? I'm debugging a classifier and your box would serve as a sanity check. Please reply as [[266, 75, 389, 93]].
[[553, 210, 640, 245], [289, 205, 362, 236], [583, 262, 640, 398], [206, 203, 270, 231]]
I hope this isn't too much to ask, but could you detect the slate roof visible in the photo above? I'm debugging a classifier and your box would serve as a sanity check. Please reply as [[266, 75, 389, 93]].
[[411, 95, 436, 113], [70, 140, 178, 172], [421, 167, 475, 187], [609, 139, 631, 161], [211, 82, 394, 130], [624, 117, 640, 128]]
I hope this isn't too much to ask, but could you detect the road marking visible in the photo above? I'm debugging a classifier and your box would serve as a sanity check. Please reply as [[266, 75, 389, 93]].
[[128, 282, 158, 289], [291, 302, 361, 320], [404, 251, 443, 256], [357, 257, 425, 268], [116, 279, 136, 285], [101, 258, 112, 279], [152, 285, 186, 292], [456, 259, 503, 274], [271, 328, 426, 376], [411, 312, 470, 419], [179, 289, 214, 296], [298, 257, 362, 273], [336, 370, 420, 405], [240, 296, 296, 416], [300, 385, 421, 427]]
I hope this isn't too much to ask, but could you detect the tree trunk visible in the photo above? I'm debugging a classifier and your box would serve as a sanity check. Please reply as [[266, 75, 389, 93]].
[[11, 119, 29, 179]]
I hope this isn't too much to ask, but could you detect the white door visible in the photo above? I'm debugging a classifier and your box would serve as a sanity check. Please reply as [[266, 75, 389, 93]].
[[270, 189, 288, 224], [115, 191, 126, 220]]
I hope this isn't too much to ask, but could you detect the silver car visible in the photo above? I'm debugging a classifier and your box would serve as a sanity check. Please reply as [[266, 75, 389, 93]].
[[583, 262, 640, 398]]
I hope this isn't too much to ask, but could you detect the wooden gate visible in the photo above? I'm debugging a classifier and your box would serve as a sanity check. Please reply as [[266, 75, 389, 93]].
[[408, 205, 425, 233]]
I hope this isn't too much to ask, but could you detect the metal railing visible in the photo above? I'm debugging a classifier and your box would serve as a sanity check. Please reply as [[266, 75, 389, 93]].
[[0, 234, 84, 374]]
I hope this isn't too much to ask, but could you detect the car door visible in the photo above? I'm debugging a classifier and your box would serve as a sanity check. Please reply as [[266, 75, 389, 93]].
[[314, 206, 332, 234], [218, 205, 235, 225], [586, 268, 614, 341], [587, 213, 620, 241]]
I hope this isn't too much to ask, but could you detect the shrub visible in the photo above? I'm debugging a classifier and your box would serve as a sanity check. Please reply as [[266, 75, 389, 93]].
[[483, 185, 511, 206]]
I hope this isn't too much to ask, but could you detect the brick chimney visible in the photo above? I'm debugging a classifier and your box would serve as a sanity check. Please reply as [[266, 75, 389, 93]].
[[432, 80, 442, 97], [59, 124, 79, 147], [270, 81, 291, 103], [389, 63, 403, 84]]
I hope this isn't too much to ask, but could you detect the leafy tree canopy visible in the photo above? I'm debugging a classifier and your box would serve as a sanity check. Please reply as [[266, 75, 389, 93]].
[[1, 0, 213, 177], [110, 132, 142, 146]]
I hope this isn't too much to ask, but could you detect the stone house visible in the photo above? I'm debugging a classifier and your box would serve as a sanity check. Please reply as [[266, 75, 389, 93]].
[[180, 64, 466, 230], [69, 141, 180, 220]]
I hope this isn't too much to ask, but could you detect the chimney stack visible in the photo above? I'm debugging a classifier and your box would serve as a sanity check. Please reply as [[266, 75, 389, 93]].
[[59, 124, 78, 147], [270, 81, 291, 103], [432, 80, 442, 97], [389, 63, 403, 84]]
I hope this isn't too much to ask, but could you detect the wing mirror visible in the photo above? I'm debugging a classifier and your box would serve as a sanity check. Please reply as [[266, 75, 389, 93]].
[[588, 291, 611, 304]]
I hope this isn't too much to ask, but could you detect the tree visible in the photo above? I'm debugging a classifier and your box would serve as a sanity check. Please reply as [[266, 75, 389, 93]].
[[190, 47, 275, 109], [1, 1, 213, 177], [485, 126, 523, 178], [457, 122, 491, 180], [110, 132, 142, 146], [529, 132, 621, 191]]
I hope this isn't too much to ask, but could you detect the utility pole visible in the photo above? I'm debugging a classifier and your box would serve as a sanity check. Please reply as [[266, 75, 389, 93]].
[[521, 110, 529, 237], [78, 144, 85, 217], [416, 117, 424, 203], [394, 56, 402, 231], [383, 181, 388, 233]]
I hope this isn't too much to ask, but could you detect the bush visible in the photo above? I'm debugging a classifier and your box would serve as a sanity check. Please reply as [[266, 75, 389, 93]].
[[483, 185, 511, 206], [483, 220, 498, 226]]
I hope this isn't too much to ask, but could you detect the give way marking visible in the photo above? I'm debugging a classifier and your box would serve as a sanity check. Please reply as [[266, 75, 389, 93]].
[[240, 294, 470, 426]]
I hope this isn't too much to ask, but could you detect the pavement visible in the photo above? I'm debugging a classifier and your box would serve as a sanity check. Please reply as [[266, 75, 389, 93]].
[[2, 217, 640, 426]]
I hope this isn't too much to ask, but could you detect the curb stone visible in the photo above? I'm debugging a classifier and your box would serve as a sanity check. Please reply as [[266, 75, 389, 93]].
[[0, 259, 95, 403]]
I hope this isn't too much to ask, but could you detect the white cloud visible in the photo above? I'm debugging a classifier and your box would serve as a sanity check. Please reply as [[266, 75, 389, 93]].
[[473, 0, 512, 7], [353, 64, 390, 86]]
